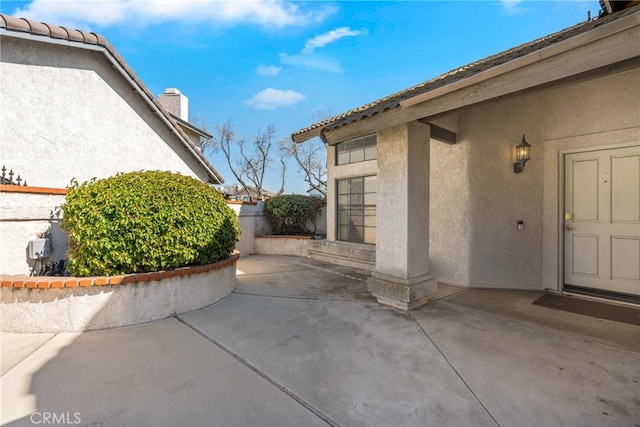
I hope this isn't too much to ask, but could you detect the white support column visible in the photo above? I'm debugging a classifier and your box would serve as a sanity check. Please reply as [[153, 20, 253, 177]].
[[367, 121, 437, 310]]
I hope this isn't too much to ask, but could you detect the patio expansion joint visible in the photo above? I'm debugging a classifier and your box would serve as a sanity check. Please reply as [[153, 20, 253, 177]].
[[410, 314, 501, 427], [174, 316, 341, 427]]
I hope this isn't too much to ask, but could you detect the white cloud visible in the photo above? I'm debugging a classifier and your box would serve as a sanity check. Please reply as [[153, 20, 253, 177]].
[[245, 88, 305, 110], [500, 0, 528, 15], [278, 26, 365, 74], [279, 53, 342, 73], [12, 0, 335, 29], [302, 27, 364, 54], [256, 64, 281, 76]]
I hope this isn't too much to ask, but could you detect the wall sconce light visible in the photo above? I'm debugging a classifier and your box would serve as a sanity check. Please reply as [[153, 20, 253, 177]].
[[513, 135, 531, 173]]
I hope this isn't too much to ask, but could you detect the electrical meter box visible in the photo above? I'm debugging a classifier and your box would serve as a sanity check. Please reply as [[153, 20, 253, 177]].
[[28, 238, 51, 260]]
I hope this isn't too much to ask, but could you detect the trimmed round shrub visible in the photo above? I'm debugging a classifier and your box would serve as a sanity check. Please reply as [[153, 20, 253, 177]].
[[62, 171, 240, 276], [264, 195, 325, 235]]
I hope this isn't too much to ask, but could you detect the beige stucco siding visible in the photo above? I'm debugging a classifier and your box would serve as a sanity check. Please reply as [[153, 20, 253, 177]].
[[0, 37, 211, 188], [429, 138, 471, 287], [429, 66, 640, 290]]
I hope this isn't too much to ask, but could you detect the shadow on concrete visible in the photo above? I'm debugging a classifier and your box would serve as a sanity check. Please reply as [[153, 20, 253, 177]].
[[2, 255, 639, 426]]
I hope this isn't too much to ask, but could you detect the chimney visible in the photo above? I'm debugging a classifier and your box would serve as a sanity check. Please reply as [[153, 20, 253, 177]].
[[158, 88, 189, 121]]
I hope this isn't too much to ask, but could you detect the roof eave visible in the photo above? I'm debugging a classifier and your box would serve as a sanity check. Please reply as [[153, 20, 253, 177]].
[[399, 8, 640, 110], [292, 127, 323, 144], [291, 6, 640, 143], [170, 114, 213, 139]]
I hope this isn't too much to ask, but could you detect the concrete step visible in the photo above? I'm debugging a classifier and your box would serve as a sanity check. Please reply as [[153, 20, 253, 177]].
[[308, 240, 375, 271]]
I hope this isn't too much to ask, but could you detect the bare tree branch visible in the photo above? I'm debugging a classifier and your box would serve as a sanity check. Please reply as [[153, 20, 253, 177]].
[[209, 121, 252, 199], [210, 121, 287, 201], [281, 137, 327, 197], [279, 108, 329, 197], [274, 156, 286, 197]]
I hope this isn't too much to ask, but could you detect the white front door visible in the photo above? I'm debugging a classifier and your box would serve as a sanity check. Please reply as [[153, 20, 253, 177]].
[[564, 145, 640, 296]]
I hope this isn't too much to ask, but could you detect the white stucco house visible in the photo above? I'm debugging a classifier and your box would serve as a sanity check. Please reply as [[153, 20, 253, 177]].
[[293, 4, 640, 309], [0, 14, 224, 275]]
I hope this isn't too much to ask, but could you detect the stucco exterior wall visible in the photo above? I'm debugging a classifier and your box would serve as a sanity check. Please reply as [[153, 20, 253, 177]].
[[0, 192, 67, 275], [429, 138, 471, 286], [429, 66, 640, 290], [226, 202, 267, 256], [0, 37, 211, 188], [255, 236, 311, 256]]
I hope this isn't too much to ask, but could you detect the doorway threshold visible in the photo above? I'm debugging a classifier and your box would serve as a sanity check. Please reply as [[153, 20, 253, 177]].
[[535, 291, 640, 326], [562, 284, 640, 306]]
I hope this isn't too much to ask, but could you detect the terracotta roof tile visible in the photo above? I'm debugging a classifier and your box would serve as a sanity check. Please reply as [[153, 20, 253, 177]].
[[0, 13, 224, 184], [292, 5, 640, 140], [82, 31, 98, 45], [26, 20, 48, 36], [44, 23, 68, 40], [2, 15, 30, 32], [64, 27, 85, 43], [95, 34, 110, 49]]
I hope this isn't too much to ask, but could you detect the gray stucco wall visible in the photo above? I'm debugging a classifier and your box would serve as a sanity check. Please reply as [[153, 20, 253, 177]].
[[429, 138, 471, 286], [226, 202, 268, 256], [0, 192, 67, 275], [0, 37, 211, 188], [429, 66, 640, 290]]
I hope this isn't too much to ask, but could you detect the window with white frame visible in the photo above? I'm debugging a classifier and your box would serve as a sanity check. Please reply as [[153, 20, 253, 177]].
[[336, 134, 377, 165], [337, 175, 376, 244]]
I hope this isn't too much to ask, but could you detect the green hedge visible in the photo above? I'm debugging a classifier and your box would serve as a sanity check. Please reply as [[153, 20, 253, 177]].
[[62, 171, 240, 276], [264, 195, 325, 235]]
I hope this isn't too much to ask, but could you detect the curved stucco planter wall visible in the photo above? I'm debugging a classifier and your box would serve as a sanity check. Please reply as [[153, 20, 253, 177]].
[[0, 252, 239, 333], [254, 235, 312, 256], [227, 201, 327, 257]]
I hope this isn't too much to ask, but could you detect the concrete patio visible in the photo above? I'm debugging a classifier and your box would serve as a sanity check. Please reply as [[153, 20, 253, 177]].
[[2, 255, 639, 426]]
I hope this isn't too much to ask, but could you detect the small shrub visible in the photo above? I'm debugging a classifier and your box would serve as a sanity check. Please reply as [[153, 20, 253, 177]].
[[264, 195, 325, 235], [62, 171, 240, 276]]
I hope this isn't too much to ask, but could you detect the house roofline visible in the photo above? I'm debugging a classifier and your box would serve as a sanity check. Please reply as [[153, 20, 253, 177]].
[[169, 114, 213, 139], [397, 8, 639, 109], [291, 5, 640, 144], [231, 185, 275, 197], [0, 14, 224, 184]]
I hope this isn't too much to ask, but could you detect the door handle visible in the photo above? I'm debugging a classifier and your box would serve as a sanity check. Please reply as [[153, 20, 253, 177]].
[[565, 224, 573, 231]]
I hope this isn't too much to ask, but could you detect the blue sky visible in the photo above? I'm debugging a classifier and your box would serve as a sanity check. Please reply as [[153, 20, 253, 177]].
[[2, 0, 601, 193]]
